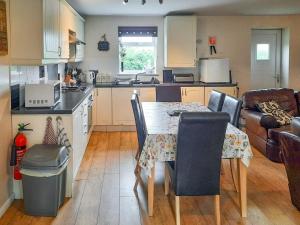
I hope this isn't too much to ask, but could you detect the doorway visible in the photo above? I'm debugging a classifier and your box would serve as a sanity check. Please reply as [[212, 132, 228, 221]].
[[251, 29, 282, 89]]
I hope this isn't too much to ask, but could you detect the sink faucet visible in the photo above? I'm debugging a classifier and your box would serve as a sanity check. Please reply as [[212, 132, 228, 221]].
[[135, 72, 146, 82]]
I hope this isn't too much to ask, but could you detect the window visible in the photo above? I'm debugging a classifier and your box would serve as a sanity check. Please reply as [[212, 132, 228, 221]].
[[256, 44, 270, 60], [118, 26, 157, 74]]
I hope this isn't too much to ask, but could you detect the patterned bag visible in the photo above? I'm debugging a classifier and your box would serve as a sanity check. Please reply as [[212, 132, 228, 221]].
[[256, 100, 293, 126]]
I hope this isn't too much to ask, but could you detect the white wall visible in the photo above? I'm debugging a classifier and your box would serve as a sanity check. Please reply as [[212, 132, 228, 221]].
[[81, 16, 164, 78], [196, 15, 300, 94]]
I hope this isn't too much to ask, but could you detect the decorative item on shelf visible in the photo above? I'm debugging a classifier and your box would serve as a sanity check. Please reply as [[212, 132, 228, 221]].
[[98, 34, 110, 51], [209, 36, 217, 55], [0, 0, 8, 56]]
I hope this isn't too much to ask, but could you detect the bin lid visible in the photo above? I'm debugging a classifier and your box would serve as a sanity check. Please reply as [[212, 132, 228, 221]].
[[21, 144, 69, 170]]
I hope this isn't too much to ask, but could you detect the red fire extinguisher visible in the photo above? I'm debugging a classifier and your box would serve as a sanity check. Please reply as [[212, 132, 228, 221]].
[[10, 123, 32, 180]]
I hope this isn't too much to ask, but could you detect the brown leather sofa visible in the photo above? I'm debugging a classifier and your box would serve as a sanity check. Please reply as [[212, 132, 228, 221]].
[[242, 88, 299, 162], [279, 118, 300, 210]]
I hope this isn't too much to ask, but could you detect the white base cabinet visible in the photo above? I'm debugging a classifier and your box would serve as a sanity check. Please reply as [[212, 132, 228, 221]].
[[181, 87, 205, 104], [94, 87, 156, 126], [11, 95, 91, 199]]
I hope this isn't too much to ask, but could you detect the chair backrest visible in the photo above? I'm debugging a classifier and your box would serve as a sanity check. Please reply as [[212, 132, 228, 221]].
[[174, 112, 230, 196], [156, 86, 182, 102], [221, 95, 243, 127], [208, 90, 226, 112], [131, 93, 146, 152]]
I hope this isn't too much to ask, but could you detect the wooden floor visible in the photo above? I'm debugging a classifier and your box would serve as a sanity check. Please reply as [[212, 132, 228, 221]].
[[1, 131, 300, 225]]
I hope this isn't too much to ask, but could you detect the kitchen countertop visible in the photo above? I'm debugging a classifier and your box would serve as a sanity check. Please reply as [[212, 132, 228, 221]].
[[11, 84, 94, 115], [95, 81, 238, 88], [11, 81, 238, 115]]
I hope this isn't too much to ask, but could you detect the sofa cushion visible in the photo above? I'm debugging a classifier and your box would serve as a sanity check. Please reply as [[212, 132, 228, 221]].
[[243, 88, 298, 116], [268, 125, 292, 143], [257, 101, 293, 126]]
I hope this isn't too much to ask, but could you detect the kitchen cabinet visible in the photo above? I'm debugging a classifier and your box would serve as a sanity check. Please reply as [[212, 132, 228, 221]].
[[204, 86, 238, 106], [164, 16, 197, 68], [43, 0, 60, 59], [95, 88, 113, 126], [181, 87, 205, 104], [9, 0, 84, 64]]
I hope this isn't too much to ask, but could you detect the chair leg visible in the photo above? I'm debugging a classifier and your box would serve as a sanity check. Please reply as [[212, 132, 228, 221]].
[[164, 163, 170, 195], [230, 159, 239, 192], [175, 196, 181, 225], [214, 195, 221, 225]]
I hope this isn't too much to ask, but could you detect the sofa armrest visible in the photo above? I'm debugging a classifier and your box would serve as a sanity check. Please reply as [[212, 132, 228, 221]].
[[243, 110, 280, 130]]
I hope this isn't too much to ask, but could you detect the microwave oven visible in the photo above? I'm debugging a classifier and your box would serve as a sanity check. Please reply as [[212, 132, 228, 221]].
[[25, 80, 61, 108]]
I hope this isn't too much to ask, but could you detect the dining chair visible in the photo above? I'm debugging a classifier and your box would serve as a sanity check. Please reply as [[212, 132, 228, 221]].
[[131, 92, 147, 191], [165, 112, 230, 225], [221, 95, 243, 192], [208, 90, 226, 112]]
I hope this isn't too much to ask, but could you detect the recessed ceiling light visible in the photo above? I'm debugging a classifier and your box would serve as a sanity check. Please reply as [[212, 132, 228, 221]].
[[123, 0, 128, 5], [142, 0, 146, 5]]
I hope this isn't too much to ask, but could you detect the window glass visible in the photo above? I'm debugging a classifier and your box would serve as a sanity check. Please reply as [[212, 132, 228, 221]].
[[256, 44, 270, 60], [119, 36, 157, 74]]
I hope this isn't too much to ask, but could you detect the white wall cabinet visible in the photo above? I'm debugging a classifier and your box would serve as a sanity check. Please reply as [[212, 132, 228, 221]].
[[204, 86, 238, 106], [164, 16, 197, 68], [9, 0, 84, 64], [181, 87, 205, 104], [43, 0, 60, 59]]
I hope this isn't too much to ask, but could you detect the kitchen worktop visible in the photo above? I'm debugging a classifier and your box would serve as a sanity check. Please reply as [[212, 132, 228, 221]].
[[11, 84, 94, 115], [95, 81, 238, 88]]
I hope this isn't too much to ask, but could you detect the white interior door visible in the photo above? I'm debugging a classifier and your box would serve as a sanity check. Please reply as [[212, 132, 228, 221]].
[[251, 29, 281, 89]]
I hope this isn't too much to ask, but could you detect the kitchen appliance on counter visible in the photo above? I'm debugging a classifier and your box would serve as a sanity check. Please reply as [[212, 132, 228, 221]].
[[199, 58, 230, 83], [173, 73, 194, 83], [163, 70, 173, 83], [25, 80, 61, 108]]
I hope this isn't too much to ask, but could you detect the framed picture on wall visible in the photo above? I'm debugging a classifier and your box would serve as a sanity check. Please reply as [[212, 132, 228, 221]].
[[0, 0, 8, 56]]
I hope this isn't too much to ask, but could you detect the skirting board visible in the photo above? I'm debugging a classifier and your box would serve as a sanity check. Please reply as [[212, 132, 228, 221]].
[[93, 125, 136, 132], [0, 194, 14, 218]]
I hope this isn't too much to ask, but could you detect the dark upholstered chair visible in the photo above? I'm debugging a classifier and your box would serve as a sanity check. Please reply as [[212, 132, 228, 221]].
[[165, 112, 230, 225], [221, 95, 243, 128], [279, 117, 300, 210], [221, 95, 243, 192], [208, 90, 226, 112], [156, 86, 182, 102], [131, 92, 146, 190]]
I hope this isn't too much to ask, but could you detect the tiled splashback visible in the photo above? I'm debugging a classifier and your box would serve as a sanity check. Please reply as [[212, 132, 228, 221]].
[[10, 66, 42, 85]]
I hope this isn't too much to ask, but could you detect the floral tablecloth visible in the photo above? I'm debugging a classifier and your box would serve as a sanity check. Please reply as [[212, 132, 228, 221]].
[[139, 102, 253, 175]]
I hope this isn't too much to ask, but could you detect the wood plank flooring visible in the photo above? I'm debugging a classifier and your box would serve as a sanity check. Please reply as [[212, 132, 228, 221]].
[[1, 131, 300, 225]]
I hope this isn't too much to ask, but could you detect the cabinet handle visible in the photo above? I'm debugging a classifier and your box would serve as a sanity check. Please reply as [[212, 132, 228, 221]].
[[185, 89, 187, 96], [58, 47, 62, 57]]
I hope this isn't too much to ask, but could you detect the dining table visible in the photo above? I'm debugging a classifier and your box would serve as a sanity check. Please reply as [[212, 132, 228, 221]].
[[138, 102, 253, 218]]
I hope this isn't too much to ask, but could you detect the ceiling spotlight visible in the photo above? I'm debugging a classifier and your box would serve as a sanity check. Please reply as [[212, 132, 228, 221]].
[[142, 0, 146, 5], [123, 0, 128, 4], [159, 0, 163, 4]]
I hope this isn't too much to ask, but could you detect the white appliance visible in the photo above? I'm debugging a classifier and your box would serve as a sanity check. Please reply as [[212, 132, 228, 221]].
[[25, 80, 61, 108], [200, 58, 230, 83]]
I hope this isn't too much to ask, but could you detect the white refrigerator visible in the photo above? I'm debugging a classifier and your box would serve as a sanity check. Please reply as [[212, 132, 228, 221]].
[[199, 58, 230, 83]]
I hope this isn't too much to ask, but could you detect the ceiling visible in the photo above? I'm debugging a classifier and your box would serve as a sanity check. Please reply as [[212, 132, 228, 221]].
[[66, 0, 300, 16]]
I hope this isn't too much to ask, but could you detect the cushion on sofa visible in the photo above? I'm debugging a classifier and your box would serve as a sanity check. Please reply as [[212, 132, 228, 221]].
[[268, 125, 292, 143], [257, 101, 293, 126], [243, 88, 298, 116]]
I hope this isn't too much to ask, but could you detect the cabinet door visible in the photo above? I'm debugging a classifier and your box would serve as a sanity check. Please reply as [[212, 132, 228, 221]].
[[181, 87, 205, 104], [96, 88, 112, 125], [72, 107, 82, 177], [43, 0, 60, 59], [139, 88, 156, 102], [112, 88, 135, 126], [164, 16, 197, 68], [205, 87, 238, 106], [59, 0, 72, 59]]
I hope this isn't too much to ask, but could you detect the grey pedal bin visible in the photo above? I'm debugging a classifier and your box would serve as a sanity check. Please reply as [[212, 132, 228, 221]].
[[20, 144, 69, 217]]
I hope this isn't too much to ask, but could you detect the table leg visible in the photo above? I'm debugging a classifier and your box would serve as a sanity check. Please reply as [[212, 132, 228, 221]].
[[148, 164, 155, 216], [237, 159, 247, 217]]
